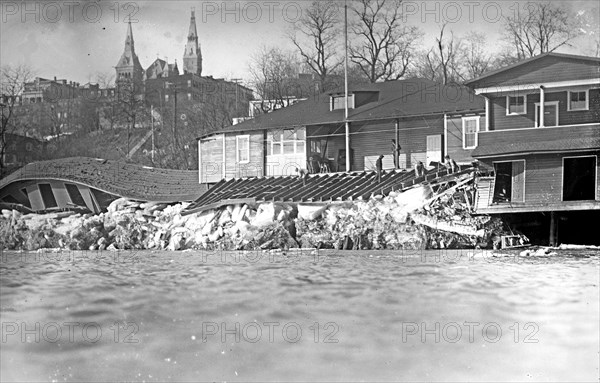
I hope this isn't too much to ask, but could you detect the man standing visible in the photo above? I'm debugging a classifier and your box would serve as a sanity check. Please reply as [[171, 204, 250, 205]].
[[444, 155, 458, 173], [376, 155, 384, 183], [415, 161, 425, 178], [391, 139, 401, 169]]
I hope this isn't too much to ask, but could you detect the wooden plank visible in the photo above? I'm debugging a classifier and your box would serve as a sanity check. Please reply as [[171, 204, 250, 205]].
[[182, 198, 256, 215]]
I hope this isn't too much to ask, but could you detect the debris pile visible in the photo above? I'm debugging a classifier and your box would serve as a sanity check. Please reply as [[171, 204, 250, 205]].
[[0, 176, 517, 251]]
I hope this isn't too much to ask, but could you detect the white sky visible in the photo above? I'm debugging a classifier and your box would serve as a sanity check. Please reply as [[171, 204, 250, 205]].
[[1, 0, 598, 85]]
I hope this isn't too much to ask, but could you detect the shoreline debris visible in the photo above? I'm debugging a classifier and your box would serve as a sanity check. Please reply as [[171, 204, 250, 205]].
[[1, 172, 525, 251]]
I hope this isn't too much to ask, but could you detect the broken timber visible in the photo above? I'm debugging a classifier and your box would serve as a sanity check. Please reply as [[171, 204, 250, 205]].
[[183, 167, 477, 215]]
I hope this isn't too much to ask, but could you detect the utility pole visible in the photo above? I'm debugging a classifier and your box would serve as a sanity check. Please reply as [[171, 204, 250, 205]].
[[344, 0, 350, 172], [166, 81, 178, 152], [231, 78, 242, 117]]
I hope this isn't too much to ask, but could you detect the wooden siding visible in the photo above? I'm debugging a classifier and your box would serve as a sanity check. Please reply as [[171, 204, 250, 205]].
[[350, 120, 396, 170], [476, 123, 600, 156], [399, 116, 444, 169], [467, 54, 600, 89], [446, 115, 484, 163], [476, 151, 600, 213], [199, 134, 224, 183], [200, 132, 264, 181], [224, 132, 264, 179], [489, 88, 599, 130]]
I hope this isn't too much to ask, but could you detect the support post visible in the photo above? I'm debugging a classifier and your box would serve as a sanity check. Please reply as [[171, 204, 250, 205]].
[[539, 86, 545, 128], [395, 119, 400, 169], [549, 211, 557, 246], [484, 97, 490, 131]]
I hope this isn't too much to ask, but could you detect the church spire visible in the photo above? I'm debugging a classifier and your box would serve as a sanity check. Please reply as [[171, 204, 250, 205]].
[[183, 8, 202, 76], [115, 19, 144, 86], [188, 9, 197, 39]]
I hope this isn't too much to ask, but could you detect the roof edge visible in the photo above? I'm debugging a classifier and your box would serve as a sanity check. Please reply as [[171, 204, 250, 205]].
[[465, 52, 600, 86]]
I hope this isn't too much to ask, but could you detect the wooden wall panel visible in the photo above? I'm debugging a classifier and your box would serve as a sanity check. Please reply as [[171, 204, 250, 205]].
[[446, 115, 484, 163], [199, 135, 224, 183], [490, 88, 599, 131]]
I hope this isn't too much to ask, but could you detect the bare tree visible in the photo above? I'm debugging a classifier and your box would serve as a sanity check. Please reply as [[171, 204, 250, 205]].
[[0, 64, 35, 176], [289, 1, 342, 92], [504, 2, 581, 59], [115, 81, 148, 158], [460, 32, 493, 81], [413, 24, 462, 84], [248, 46, 303, 114], [349, 0, 421, 83]]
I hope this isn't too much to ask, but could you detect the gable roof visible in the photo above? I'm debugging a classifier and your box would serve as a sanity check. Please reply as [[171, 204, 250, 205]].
[[202, 78, 484, 138], [465, 53, 600, 90]]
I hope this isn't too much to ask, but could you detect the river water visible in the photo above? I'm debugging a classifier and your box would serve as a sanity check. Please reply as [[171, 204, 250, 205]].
[[1, 248, 598, 382]]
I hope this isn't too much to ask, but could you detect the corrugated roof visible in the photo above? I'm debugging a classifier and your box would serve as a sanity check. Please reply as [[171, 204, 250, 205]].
[[201, 78, 484, 138], [0, 157, 206, 202]]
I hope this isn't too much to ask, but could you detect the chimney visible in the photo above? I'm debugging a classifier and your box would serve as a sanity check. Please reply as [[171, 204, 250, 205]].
[[54, 76, 57, 81]]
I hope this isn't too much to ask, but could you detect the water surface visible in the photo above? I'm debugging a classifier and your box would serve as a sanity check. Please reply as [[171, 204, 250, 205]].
[[1, 249, 598, 382]]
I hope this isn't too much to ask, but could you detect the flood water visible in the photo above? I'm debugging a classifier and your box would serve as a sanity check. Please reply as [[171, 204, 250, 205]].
[[1, 248, 598, 382]]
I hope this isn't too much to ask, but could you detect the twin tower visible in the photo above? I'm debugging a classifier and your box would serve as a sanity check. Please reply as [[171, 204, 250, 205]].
[[115, 9, 202, 84]]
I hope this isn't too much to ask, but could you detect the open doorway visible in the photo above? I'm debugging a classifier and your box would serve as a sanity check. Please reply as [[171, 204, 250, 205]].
[[492, 160, 525, 203], [563, 156, 597, 201]]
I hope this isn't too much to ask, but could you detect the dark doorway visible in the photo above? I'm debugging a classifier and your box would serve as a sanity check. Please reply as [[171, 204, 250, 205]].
[[493, 162, 513, 202], [563, 156, 596, 201]]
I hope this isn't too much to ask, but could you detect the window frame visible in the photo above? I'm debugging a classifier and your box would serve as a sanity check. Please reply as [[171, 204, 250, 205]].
[[461, 116, 480, 149], [268, 129, 306, 156], [506, 95, 527, 116], [567, 90, 589, 111], [331, 94, 355, 111], [236, 135, 250, 164]]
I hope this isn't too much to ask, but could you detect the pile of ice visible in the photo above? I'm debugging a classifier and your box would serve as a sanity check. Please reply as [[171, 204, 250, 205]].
[[0, 183, 511, 252]]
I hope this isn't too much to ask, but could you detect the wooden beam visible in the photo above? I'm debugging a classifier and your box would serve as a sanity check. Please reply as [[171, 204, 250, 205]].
[[181, 198, 256, 215]]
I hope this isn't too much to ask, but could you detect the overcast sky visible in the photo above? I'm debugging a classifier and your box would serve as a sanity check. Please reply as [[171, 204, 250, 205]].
[[1, 0, 598, 85]]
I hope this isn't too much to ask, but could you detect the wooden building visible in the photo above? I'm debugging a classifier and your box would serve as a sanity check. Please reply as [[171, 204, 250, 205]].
[[466, 53, 600, 245], [198, 78, 484, 184]]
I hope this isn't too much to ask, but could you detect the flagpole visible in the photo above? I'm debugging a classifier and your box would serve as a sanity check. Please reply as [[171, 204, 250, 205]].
[[344, 0, 350, 172]]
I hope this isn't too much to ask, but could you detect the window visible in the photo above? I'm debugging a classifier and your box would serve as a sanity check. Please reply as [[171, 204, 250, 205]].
[[187, 80, 192, 87], [563, 156, 596, 201], [25, 142, 33, 152], [65, 183, 86, 207], [187, 93, 192, 101], [331, 94, 355, 111], [236, 135, 250, 163], [38, 184, 58, 209], [462, 117, 479, 149], [507, 95, 526, 115], [165, 94, 169, 102], [268, 129, 306, 155], [568, 90, 588, 111]]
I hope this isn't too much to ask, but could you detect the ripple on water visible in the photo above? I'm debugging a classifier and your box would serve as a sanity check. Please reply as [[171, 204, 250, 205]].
[[0, 249, 598, 382]]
